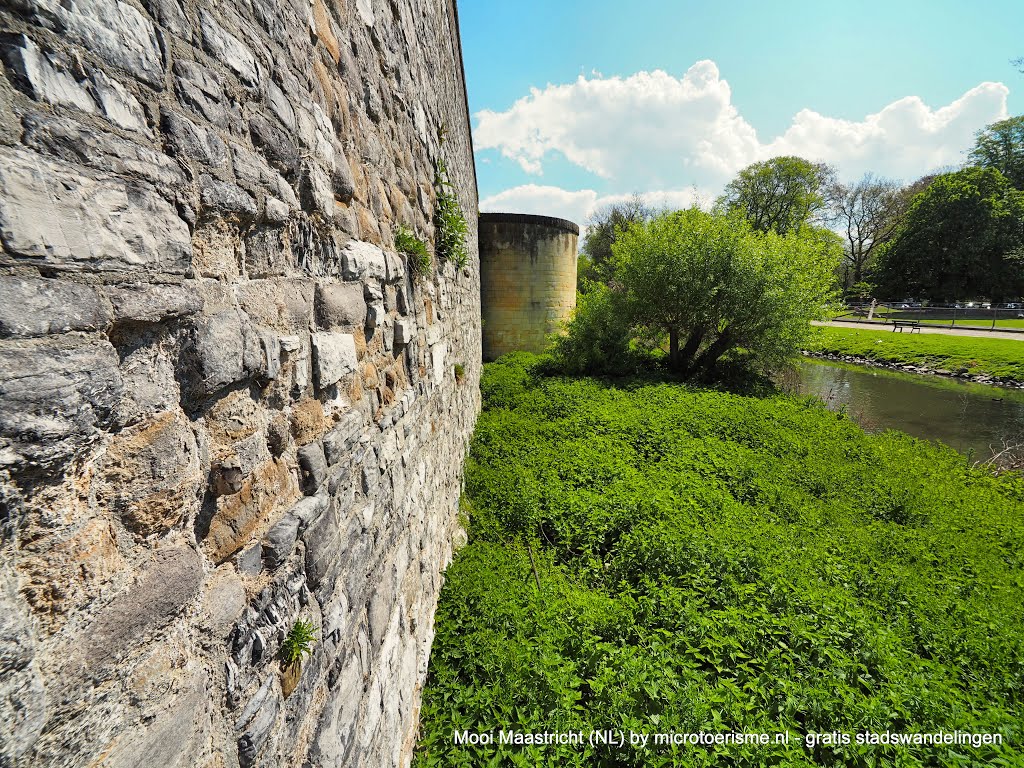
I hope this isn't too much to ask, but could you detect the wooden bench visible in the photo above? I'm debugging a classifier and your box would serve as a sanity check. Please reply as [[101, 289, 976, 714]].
[[891, 320, 921, 333]]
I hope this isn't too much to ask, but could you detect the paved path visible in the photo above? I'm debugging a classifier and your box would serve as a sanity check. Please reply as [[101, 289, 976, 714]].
[[813, 319, 1024, 341]]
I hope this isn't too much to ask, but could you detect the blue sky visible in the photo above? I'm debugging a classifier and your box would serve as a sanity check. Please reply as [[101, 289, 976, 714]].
[[458, 0, 1023, 227]]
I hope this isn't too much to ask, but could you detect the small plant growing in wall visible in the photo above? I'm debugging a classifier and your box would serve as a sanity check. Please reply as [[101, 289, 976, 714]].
[[394, 223, 431, 276], [281, 619, 317, 666], [453, 362, 466, 383], [433, 158, 469, 270]]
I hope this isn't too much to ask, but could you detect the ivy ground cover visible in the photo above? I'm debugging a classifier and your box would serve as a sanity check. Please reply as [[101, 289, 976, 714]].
[[415, 354, 1024, 768]]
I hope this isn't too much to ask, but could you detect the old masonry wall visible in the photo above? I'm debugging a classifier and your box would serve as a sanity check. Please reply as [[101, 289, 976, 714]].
[[0, 0, 480, 765]]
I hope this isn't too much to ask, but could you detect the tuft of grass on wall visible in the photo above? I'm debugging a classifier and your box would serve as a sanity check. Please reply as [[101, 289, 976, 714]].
[[394, 224, 432, 277]]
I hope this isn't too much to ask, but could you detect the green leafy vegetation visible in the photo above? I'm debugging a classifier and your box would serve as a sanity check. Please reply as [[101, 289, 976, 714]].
[[415, 353, 1024, 767], [805, 326, 1024, 382], [434, 158, 469, 269], [281, 619, 317, 666], [556, 208, 840, 378], [395, 224, 432, 276], [453, 362, 466, 383]]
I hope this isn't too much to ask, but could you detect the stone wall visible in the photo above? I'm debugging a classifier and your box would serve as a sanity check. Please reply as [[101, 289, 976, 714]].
[[479, 213, 578, 361], [0, 0, 480, 765]]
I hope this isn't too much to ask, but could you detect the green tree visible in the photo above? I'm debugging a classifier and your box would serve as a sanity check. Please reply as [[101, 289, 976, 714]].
[[873, 167, 1024, 301], [829, 174, 906, 288], [718, 156, 835, 235], [577, 195, 653, 289], [969, 115, 1024, 189], [556, 209, 841, 378]]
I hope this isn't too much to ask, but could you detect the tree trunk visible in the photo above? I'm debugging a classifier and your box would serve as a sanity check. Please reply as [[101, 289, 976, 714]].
[[694, 329, 733, 378], [668, 327, 679, 370], [678, 328, 705, 375]]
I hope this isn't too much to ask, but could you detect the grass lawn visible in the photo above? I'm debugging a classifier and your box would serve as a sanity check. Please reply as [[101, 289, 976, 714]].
[[806, 326, 1024, 381], [414, 354, 1024, 767]]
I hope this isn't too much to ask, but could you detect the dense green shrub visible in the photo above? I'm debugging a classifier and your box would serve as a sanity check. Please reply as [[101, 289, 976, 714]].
[[415, 354, 1024, 767]]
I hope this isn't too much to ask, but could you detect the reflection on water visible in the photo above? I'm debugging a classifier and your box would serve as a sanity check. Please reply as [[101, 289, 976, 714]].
[[789, 360, 1024, 458]]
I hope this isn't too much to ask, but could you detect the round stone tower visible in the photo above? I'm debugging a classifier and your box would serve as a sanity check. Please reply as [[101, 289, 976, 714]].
[[478, 212, 579, 361]]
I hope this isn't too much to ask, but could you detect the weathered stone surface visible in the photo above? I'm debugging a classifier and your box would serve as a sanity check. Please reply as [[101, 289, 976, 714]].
[[299, 160, 333, 216], [0, 566, 46, 766], [0, 147, 192, 274], [200, 11, 260, 87], [0, 276, 111, 337], [60, 546, 203, 682], [1, 34, 97, 114], [311, 331, 357, 387], [191, 309, 246, 395], [393, 318, 413, 346], [0, 334, 122, 471], [341, 239, 386, 281], [90, 70, 149, 133], [21, 113, 186, 191], [101, 690, 210, 768], [94, 410, 202, 537], [262, 513, 300, 568], [163, 108, 230, 170], [173, 59, 227, 127], [104, 282, 203, 323], [315, 281, 366, 329], [297, 441, 327, 494], [205, 458, 296, 562], [21, 0, 164, 86], [248, 113, 300, 178], [201, 177, 259, 221]]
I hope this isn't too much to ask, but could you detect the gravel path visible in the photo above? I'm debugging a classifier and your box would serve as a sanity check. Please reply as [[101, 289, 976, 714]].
[[813, 319, 1024, 341]]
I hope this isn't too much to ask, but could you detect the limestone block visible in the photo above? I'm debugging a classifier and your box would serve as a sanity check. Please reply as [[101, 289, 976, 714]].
[[101, 690, 210, 768], [315, 281, 366, 329], [162, 108, 230, 170], [262, 513, 300, 568], [192, 309, 245, 395], [297, 441, 327, 494], [232, 143, 299, 209], [431, 341, 447, 385], [332, 147, 356, 203], [206, 458, 296, 562], [322, 409, 367, 465], [200, 566, 247, 639], [0, 334, 122, 471], [103, 282, 203, 323], [21, 113, 186, 192], [248, 113, 299, 178], [265, 197, 289, 224], [393, 318, 413, 346], [1, 34, 96, 114], [200, 177, 259, 221], [384, 250, 406, 284], [0, 147, 192, 274], [341, 240, 387, 282], [0, 276, 112, 337], [299, 160, 334, 216], [264, 79, 295, 130], [235, 674, 280, 768], [173, 59, 227, 127], [200, 11, 260, 87], [311, 331, 357, 387], [21, 0, 164, 87], [89, 70, 148, 133]]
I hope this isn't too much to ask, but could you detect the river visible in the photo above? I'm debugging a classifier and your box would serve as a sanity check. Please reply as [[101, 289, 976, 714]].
[[788, 359, 1024, 460]]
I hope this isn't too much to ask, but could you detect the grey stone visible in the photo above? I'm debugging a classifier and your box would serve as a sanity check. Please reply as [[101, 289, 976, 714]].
[[0, 566, 46, 766], [201, 177, 258, 221], [365, 302, 386, 331], [315, 282, 366, 329], [0, 334, 122, 471], [297, 442, 327, 494], [264, 79, 295, 130], [264, 197, 289, 224], [173, 59, 227, 127], [201, 11, 260, 87], [393, 318, 413, 346], [289, 492, 328, 529], [20, 0, 164, 87], [191, 309, 246, 395], [103, 283, 203, 323], [341, 240, 387, 282], [262, 514, 300, 568], [0, 146, 191, 274], [232, 143, 298, 209], [311, 331, 357, 387], [162, 108, 230, 170], [235, 673, 279, 768], [331, 148, 356, 203], [323, 409, 367, 465], [102, 691, 209, 768], [89, 70, 149, 133], [0, 277, 112, 337], [299, 161, 334, 216], [61, 547, 203, 682], [248, 113, 299, 178], [21, 113, 186, 192], [234, 543, 263, 577], [1, 34, 96, 114]]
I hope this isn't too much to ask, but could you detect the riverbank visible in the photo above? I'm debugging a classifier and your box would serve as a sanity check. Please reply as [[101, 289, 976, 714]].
[[804, 326, 1024, 387], [415, 354, 1024, 767]]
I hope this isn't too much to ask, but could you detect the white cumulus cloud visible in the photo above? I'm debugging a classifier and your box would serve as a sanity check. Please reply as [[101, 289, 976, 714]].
[[474, 61, 1010, 197]]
